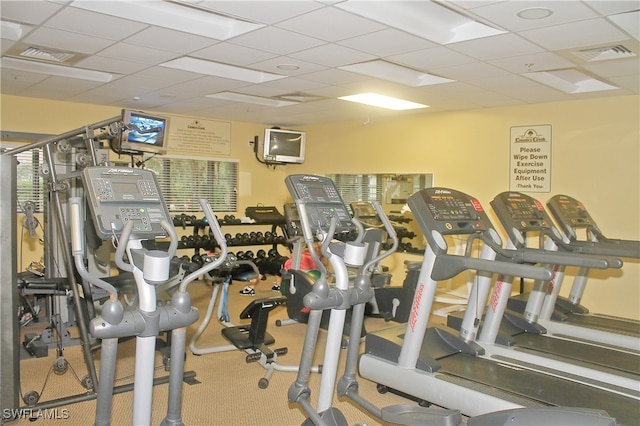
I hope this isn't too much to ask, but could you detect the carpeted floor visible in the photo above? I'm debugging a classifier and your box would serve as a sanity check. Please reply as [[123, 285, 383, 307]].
[[12, 277, 436, 426]]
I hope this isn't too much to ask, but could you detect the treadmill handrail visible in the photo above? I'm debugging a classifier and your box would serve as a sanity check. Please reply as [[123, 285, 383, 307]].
[[431, 253, 554, 282], [497, 247, 612, 269]]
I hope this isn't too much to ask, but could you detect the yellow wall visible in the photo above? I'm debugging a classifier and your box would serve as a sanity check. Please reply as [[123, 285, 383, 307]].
[[2, 94, 638, 319]]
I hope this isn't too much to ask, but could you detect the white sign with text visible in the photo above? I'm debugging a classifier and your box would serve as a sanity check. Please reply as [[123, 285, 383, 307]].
[[510, 125, 552, 193]]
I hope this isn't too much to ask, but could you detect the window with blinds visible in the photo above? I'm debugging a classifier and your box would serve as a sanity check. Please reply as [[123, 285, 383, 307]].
[[15, 149, 44, 213], [144, 156, 238, 212], [326, 173, 434, 210], [325, 174, 384, 208]]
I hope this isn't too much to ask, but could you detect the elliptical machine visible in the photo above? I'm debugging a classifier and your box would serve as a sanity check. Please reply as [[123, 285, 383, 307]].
[[73, 166, 229, 425]]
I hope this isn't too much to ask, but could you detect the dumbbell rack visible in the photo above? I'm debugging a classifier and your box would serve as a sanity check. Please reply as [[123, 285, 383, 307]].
[[158, 214, 289, 266]]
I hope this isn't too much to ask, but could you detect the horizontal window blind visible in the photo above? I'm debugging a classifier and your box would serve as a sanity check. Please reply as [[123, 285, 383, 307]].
[[144, 156, 238, 213], [15, 149, 44, 213], [326, 174, 383, 210]]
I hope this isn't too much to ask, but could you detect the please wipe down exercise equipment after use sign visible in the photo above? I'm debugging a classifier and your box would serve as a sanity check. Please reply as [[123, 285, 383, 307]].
[[510, 124, 551, 193]]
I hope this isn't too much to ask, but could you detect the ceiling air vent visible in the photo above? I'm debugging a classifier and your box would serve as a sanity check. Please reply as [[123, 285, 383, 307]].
[[277, 92, 325, 103], [572, 45, 636, 62], [6, 44, 86, 65], [20, 46, 75, 63]]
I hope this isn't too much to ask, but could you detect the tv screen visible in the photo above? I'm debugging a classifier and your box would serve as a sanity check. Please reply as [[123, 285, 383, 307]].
[[263, 128, 306, 164], [119, 109, 169, 155]]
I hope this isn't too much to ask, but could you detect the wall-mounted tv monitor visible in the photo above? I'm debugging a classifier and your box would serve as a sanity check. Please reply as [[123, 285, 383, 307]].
[[263, 128, 306, 164], [118, 109, 169, 155]]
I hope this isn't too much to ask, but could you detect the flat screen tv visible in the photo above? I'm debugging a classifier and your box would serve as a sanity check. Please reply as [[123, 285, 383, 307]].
[[118, 109, 169, 155], [263, 128, 306, 164]]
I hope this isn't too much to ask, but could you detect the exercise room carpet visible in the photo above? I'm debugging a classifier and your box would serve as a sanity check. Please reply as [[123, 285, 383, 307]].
[[13, 277, 434, 425]]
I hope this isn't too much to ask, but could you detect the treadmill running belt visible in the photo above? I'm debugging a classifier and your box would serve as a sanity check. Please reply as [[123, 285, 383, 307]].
[[564, 313, 640, 338], [512, 333, 640, 376], [438, 353, 639, 426]]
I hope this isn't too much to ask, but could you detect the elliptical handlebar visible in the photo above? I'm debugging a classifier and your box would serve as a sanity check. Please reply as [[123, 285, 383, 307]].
[[179, 199, 229, 293]]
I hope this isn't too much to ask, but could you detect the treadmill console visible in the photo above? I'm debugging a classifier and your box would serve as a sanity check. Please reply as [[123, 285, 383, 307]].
[[82, 166, 172, 240], [285, 174, 354, 235], [547, 195, 598, 241], [408, 188, 490, 244], [491, 192, 554, 246]]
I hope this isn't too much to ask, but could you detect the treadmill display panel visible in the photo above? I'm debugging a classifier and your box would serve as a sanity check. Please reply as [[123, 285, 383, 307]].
[[491, 192, 551, 232]]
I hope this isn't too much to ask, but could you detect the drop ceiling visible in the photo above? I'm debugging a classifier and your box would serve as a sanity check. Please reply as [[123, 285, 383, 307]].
[[1, 0, 638, 127]]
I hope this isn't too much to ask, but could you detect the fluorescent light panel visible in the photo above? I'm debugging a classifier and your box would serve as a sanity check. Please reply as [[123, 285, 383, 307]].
[[1, 20, 30, 41], [339, 93, 429, 110], [207, 92, 298, 107], [1, 57, 114, 82], [335, 1, 505, 44], [523, 69, 618, 94], [70, 0, 263, 40], [160, 57, 286, 83], [339, 60, 454, 87]]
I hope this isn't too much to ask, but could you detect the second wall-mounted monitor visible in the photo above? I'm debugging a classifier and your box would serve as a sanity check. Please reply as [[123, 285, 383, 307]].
[[118, 109, 169, 155], [263, 128, 306, 164]]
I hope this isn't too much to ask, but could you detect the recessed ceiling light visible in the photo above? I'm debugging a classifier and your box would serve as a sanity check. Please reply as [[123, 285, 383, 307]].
[[339, 93, 429, 110], [523, 69, 618, 93], [0, 20, 31, 41], [340, 60, 454, 87], [70, 0, 263, 40], [0, 57, 114, 82], [206, 92, 299, 107], [335, 1, 505, 44], [160, 57, 286, 83], [517, 7, 554, 20]]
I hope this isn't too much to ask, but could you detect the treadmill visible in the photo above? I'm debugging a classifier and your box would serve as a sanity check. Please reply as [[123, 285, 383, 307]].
[[358, 187, 640, 425], [545, 194, 640, 335], [500, 192, 639, 351], [444, 191, 639, 387]]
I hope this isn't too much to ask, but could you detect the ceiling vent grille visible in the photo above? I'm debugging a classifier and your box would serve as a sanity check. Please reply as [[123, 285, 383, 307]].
[[6, 44, 86, 65], [20, 46, 76, 63], [572, 45, 636, 62], [277, 92, 326, 103]]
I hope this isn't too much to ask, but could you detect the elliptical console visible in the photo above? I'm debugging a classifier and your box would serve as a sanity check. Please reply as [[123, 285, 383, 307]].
[[82, 166, 171, 240]]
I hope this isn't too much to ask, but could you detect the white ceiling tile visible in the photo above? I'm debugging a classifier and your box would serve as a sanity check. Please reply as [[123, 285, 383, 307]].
[[489, 52, 575, 73], [22, 27, 115, 54], [448, 33, 545, 61], [389, 46, 475, 71], [230, 26, 326, 55], [125, 27, 218, 54], [0, 0, 64, 25], [195, 1, 325, 25], [289, 44, 376, 68], [297, 68, 371, 86], [584, 1, 640, 16], [248, 56, 327, 76], [275, 7, 385, 42], [191, 43, 275, 66], [519, 18, 630, 50], [96, 43, 181, 65], [76, 56, 149, 75], [583, 57, 640, 78], [43, 7, 147, 40], [432, 61, 511, 81], [470, 1, 598, 32], [162, 76, 251, 98], [338, 28, 436, 57]]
